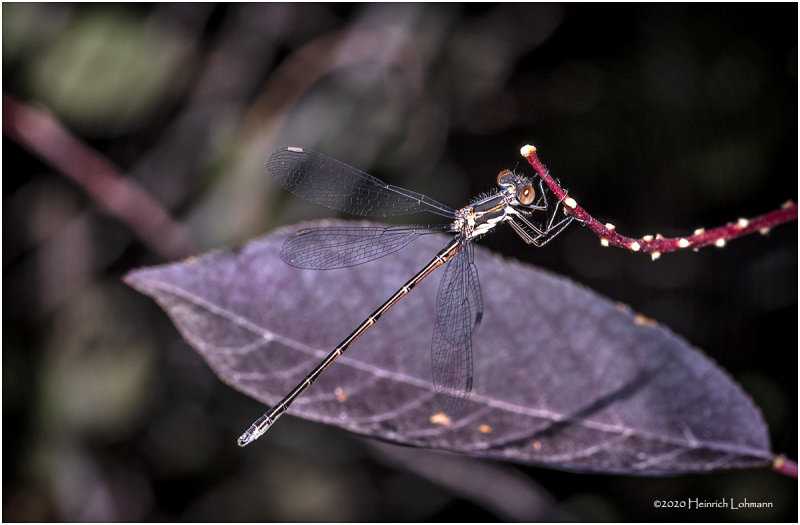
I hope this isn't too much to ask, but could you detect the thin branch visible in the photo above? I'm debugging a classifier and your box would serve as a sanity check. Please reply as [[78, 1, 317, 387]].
[[520, 145, 797, 259], [3, 93, 195, 261], [771, 455, 798, 479]]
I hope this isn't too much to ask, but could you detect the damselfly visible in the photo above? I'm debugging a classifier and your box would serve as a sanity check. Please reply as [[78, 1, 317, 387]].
[[238, 146, 575, 446]]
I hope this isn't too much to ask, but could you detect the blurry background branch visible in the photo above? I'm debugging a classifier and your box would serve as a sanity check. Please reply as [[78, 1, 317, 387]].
[[3, 93, 195, 261]]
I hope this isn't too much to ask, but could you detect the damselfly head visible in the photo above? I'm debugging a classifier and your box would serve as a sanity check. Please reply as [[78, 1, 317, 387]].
[[498, 170, 537, 207]]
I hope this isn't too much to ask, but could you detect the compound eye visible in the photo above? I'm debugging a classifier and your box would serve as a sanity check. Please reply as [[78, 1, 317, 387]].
[[496, 169, 514, 186], [518, 184, 535, 205]]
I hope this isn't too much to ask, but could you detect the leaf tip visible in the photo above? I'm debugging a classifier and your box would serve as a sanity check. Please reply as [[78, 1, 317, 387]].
[[122, 269, 142, 288]]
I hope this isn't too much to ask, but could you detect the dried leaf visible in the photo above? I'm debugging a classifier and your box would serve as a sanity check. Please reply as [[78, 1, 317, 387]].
[[125, 220, 773, 473]]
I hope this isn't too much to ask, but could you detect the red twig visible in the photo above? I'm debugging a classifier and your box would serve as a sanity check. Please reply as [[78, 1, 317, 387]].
[[523, 145, 798, 478], [771, 455, 798, 478], [3, 93, 195, 261], [520, 145, 797, 259]]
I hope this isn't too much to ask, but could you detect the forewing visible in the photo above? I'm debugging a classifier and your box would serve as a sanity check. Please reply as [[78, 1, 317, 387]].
[[267, 147, 456, 218]]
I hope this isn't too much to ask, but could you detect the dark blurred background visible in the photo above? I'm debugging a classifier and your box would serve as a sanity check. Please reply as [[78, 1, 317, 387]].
[[3, 3, 796, 521]]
